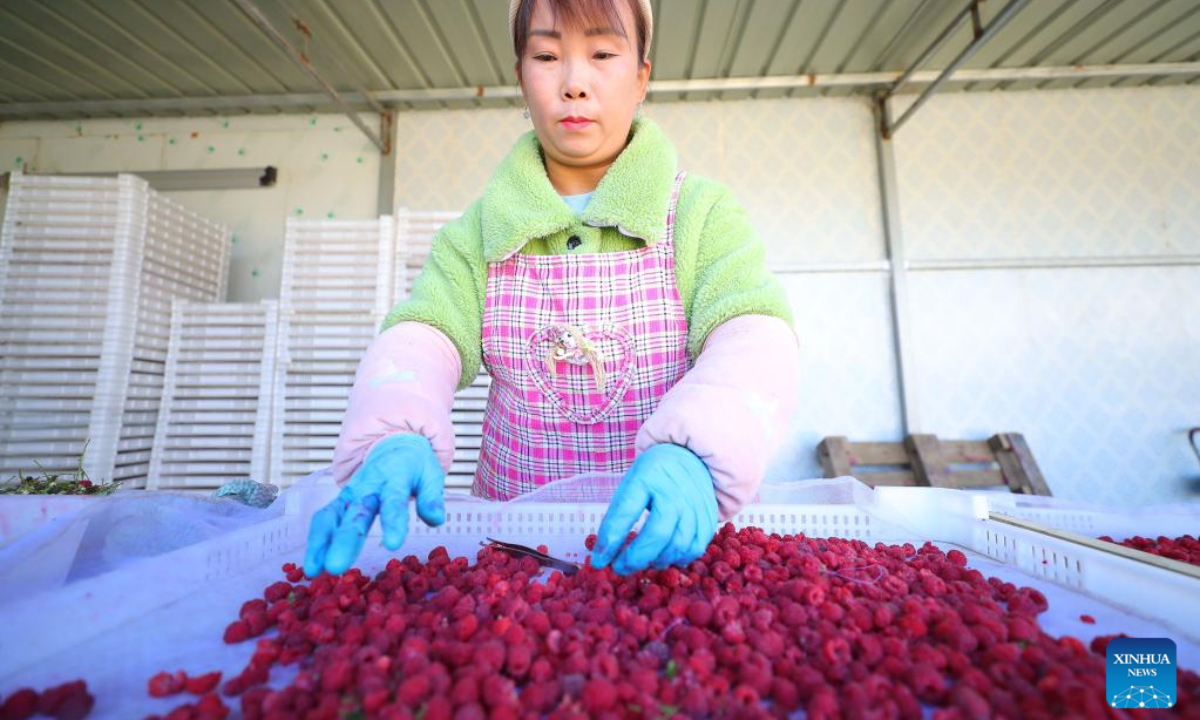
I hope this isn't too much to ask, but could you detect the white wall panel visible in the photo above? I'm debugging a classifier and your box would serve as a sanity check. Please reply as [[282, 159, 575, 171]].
[[906, 266, 1200, 505], [765, 272, 904, 482], [895, 86, 1200, 261]]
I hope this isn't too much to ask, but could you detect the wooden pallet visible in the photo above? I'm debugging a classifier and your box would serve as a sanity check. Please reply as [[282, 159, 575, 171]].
[[817, 433, 1051, 495]]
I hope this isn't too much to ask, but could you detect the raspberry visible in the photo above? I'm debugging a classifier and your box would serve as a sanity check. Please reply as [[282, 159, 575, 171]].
[[320, 658, 352, 692], [450, 676, 479, 706], [1, 689, 38, 720], [222, 620, 249, 644], [584, 534, 598, 551], [686, 600, 710, 628], [473, 640, 506, 673], [482, 675, 517, 710], [908, 662, 947, 701], [163, 705, 194, 720], [450, 702, 485, 720], [821, 637, 852, 666], [397, 674, 432, 705], [193, 693, 230, 720], [36, 681, 91, 720], [184, 672, 222, 696], [581, 678, 617, 713], [263, 581, 291, 603], [149, 671, 182, 698], [454, 613, 478, 641]]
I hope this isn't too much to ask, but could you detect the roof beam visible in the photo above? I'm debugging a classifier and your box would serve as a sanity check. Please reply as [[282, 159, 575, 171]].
[[880, 0, 1032, 138], [2, 61, 1198, 120], [229, 0, 383, 151]]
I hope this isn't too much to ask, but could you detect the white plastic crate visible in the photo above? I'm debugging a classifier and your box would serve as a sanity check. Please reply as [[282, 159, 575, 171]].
[[976, 493, 1200, 542], [0, 173, 230, 488], [280, 215, 393, 327], [163, 434, 255, 449], [147, 301, 277, 492], [0, 476, 1196, 720], [393, 208, 458, 301]]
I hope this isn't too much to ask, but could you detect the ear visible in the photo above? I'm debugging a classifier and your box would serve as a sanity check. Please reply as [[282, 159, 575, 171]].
[[637, 60, 652, 103]]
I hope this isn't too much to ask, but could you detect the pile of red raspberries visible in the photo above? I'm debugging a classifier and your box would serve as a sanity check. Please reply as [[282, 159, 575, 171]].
[[6, 525, 1198, 719], [1099, 534, 1200, 568], [211, 525, 1198, 719]]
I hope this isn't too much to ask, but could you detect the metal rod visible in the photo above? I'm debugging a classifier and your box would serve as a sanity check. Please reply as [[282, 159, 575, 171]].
[[229, 0, 383, 151], [886, 0, 979, 98], [888, 0, 1033, 137], [907, 255, 1200, 271], [274, 0, 388, 116], [1, 62, 1197, 119], [766, 254, 1200, 274]]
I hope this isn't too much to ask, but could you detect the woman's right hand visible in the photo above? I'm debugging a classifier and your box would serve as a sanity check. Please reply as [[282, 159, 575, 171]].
[[303, 433, 446, 578]]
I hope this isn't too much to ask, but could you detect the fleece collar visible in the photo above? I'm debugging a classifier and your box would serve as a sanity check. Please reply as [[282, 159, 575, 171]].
[[481, 117, 678, 262]]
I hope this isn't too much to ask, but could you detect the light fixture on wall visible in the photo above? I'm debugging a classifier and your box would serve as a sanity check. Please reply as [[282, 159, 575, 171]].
[[49, 166, 278, 192]]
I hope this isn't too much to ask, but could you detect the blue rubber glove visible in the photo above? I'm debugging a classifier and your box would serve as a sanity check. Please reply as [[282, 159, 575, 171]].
[[590, 443, 719, 576], [303, 433, 445, 577]]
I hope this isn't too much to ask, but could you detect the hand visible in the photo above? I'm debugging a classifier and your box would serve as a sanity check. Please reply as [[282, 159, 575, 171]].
[[590, 443, 719, 576], [304, 433, 445, 577]]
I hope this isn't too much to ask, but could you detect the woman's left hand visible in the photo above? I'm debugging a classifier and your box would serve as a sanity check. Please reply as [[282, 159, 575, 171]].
[[591, 443, 719, 575]]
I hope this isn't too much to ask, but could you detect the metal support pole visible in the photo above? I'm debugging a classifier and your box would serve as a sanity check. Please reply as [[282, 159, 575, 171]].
[[377, 110, 397, 217], [230, 0, 384, 151], [884, 0, 1032, 138], [873, 94, 919, 435]]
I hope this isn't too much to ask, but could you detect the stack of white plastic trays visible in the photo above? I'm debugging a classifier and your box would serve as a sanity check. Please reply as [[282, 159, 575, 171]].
[[0, 174, 127, 484], [394, 208, 489, 489], [118, 194, 231, 487], [146, 301, 277, 492], [271, 217, 395, 487], [0, 173, 230, 488]]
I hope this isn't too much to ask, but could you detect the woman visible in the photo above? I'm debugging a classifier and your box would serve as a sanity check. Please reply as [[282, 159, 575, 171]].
[[304, 0, 801, 579]]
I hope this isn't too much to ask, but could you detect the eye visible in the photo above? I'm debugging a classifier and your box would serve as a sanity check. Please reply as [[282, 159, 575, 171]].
[[533, 54, 555, 62], [595, 52, 616, 60]]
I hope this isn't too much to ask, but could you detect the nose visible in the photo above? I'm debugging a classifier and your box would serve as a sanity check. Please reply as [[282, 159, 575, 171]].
[[561, 61, 589, 101]]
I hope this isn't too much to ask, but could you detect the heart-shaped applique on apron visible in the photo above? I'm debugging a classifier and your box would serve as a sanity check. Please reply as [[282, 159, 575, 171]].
[[525, 323, 635, 424]]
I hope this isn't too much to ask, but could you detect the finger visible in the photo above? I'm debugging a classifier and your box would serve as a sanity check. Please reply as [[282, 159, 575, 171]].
[[324, 494, 380, 575], [377, 455, 422, 551], [592, 478, 651, 569], [613, 503, 679, 576], [653, 499, 696, 570], [414, 451, 446, 527], [378, 489, 410, 552], [303, 496, 347, 578], [695, 486, 720, 561]]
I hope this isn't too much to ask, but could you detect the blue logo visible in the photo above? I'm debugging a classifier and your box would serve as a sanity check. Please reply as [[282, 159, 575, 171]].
[[1106, 638, 1176, 709]]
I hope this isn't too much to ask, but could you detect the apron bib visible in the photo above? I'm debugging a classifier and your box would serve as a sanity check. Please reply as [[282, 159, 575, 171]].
[[474, 171, 688, 499]]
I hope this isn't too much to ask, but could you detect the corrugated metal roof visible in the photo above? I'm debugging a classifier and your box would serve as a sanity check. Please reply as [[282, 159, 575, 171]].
[[0, 0, 1197, 120]]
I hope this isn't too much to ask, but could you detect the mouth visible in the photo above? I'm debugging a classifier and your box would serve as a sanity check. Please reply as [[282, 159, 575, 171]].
[[560, 116, 594, 129]]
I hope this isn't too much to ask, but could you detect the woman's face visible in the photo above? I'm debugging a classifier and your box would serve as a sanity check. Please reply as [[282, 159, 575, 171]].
[[516, 0, 650, 172]]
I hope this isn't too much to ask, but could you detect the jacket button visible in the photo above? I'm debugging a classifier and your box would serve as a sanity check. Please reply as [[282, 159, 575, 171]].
[[567, 235, 582, 250]]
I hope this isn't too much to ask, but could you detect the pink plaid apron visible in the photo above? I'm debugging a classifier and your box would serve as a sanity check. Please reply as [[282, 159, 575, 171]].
[[474, 171, 689, 500]]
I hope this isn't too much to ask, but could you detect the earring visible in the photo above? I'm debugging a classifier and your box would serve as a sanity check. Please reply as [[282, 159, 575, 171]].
[[635, 103, 644, 120], [522, 106, 530, 119]]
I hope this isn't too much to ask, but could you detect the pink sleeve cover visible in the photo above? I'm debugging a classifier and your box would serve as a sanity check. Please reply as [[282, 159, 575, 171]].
[[331, 322, 462, 487], [635, 314, 801, 520]]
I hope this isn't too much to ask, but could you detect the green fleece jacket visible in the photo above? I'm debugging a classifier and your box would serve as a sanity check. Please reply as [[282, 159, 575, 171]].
[[381, 117, 793, 392]]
